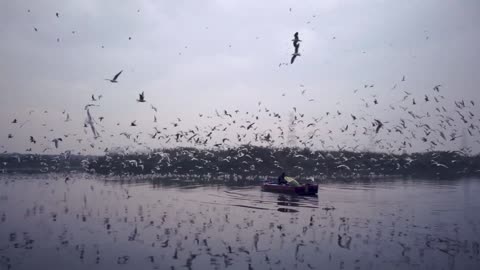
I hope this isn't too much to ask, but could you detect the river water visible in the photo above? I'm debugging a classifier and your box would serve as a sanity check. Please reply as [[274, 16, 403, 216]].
[[0, 174, 479, 270]]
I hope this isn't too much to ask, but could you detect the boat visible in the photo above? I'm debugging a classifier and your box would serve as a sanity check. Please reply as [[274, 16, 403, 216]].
[[262, 181, 318, 196]]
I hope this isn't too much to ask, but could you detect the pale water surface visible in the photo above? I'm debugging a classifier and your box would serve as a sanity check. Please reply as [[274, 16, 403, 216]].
[[0, 174, 479, 270]]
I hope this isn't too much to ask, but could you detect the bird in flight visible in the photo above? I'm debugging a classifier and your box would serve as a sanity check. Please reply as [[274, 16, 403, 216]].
[[52, 138, 63, 148], [137, 91, 146, 102], [290, 32, 301, 64], [374, 119, 384, 134], [105, 70, 123, 83], [131, 120, 137, 127]]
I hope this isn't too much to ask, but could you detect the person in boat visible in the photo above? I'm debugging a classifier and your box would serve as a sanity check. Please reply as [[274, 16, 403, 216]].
[[278, 172, 288, 185]]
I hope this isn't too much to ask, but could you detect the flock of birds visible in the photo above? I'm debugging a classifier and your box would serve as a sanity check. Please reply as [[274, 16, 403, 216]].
[[3, 68, 479, 161], [2, 8, 480, 176]]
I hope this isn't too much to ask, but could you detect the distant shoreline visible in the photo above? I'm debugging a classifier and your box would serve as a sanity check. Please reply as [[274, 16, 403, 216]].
[[1, 146, 479, 179]]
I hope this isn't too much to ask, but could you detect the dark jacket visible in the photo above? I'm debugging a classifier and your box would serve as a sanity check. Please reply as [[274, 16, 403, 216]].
[[278, 172, 287, 185]]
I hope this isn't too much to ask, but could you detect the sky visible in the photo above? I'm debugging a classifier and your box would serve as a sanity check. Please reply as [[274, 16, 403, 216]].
[[1, 0, 480, 155]]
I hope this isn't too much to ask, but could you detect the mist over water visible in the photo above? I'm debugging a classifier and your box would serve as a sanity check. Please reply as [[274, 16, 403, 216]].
[[1, 174, 479, 270]]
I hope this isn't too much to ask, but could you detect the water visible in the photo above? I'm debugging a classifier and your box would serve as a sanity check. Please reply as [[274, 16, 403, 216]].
[[0, 174, 479, 270]]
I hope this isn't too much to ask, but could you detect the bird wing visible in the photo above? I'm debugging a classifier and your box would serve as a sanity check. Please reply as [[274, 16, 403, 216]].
[[113, 70, 123, 80], [290, 54, 297, 64]]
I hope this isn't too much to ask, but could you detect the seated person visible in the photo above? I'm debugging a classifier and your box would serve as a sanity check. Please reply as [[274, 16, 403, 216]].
[[277, 172, 288, 185]]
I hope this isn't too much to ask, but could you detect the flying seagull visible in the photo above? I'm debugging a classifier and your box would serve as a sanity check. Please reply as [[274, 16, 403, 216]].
[[137, 91, 146, 102], [290, 32, 301, 64], [52, 138, 63, 148], [374, 119, 384, 134], [105, 70, 123, 83]]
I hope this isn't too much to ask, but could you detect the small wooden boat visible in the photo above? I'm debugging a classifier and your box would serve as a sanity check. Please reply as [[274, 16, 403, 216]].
[[262, 182, 318, 196]]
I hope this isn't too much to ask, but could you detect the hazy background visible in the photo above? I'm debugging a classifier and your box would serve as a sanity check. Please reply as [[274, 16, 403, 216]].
[[1, 0, 479, 154]]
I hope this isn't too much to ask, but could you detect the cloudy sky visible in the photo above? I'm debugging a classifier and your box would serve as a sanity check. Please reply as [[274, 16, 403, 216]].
[[1, 0, 479, 154]]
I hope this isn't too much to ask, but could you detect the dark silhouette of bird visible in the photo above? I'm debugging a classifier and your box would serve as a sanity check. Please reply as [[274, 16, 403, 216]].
[[137, 92, 146, 102], [105, 70, 123, 83], [52, 138, 63, 148], [374, 119, 384, 134], [30, 136, 36, 144], [130, 120, 137, 127], [290, 32, 301, 64], [56, 12, 59, 18], [11, 119, 17, 124]]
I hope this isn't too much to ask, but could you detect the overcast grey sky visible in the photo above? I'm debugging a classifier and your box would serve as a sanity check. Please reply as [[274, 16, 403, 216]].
[[1, 0, 480, 154]]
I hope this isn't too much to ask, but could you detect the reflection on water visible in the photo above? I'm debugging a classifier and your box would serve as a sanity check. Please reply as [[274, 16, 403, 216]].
[[0, 174, 479, 270]]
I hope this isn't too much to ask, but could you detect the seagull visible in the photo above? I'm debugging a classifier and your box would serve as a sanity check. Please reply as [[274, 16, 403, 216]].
[[85, 108, 99, 139], [374, 119, 384, 134], [105, 70, 123, 83], [52, 138, 63, 148], [432, 161, 448, 168], [137, 91, 146, 102], [336, 164, 351, 170], [290, 33, 301, 64]]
